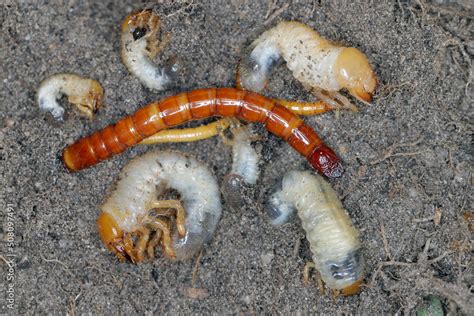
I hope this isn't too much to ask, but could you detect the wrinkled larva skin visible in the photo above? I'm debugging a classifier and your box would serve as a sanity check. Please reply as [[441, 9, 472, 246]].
[[245, 21, 342, 91], [37, 73, 103, 120], [100, 151, 221, 260], [239, 21, 377, 103], [266, 171, 364, 291]]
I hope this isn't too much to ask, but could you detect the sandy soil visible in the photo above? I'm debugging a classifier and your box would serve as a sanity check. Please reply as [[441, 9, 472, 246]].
[[0, 0, 472, 314]]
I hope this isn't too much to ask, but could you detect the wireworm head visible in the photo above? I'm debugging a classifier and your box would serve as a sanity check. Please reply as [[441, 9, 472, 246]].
[[307, 144, 344, 179]]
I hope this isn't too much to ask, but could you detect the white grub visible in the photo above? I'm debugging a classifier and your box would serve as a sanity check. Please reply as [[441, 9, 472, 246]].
[[121, 9, 178, 91], [230, 125, 260, 185], [221, 125, 260, 210], [266, 170, 364, 291], [37, 73, 103, 120], [239, 21, 377, 104], [102, 151, 221, 260]]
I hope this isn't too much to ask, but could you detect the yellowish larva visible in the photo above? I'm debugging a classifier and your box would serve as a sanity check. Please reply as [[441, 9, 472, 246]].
[[37, 73, 103, 120], [266, 170, 364, 295], [238, 21, 377, 109]]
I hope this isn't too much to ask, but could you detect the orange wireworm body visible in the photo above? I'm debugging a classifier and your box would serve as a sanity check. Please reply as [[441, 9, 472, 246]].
[[62, 88, 343, 178]]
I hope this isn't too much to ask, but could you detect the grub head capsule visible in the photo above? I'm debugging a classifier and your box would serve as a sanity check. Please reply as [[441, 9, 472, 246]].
[[97, 212, 131, 262], [334, 47, 377, 103]]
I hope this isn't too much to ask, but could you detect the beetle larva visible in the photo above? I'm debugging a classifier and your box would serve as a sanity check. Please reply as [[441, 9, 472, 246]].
[[37, 73, 103, 120], [121, 9, 178, 90], [266, 170, 364, 295], [97, 151, 222, 262], [63, 88, 343, 178], [238, 21, 377, 110]]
